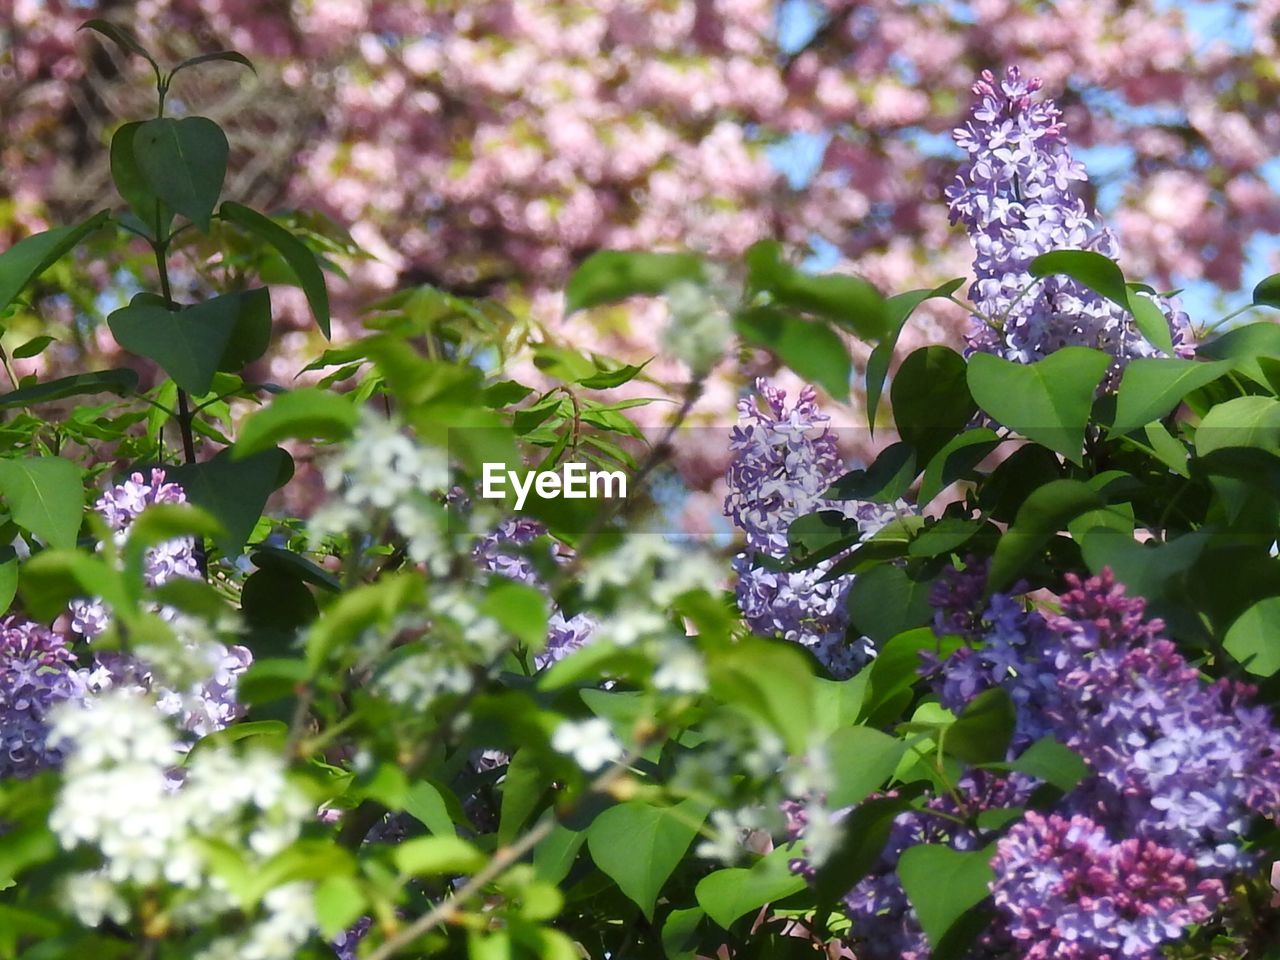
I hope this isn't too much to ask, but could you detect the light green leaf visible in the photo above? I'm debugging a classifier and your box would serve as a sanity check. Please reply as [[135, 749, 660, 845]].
[[735, 305, 851, 399], [0, 456, 83, 549], [1224, 596, 1280, 677], [0, 211, 110, 315], [565, 250, 704, 314], [394, 835, 486, 877], [695, 845, 808, 930], [1110, 358, 1233, 436], [235, 387, 358, 457], [587, 799, 710, 919], [897, 844, 996, 948]]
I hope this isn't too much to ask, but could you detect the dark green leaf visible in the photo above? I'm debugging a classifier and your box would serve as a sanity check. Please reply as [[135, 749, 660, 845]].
[[945, 688, 1015, 764], [891, 346, 975, 463], [565, 251, 704, 314], [826, 442, 916, 504], [1252, 273, 1280, 308], [735, 305, 851, 399], [847, 565, 933, 644], [168, 446, 290, 557], [918, 429, 1002, 507], [133, 117, 227, 232], [967, 348, 1111, 464], [661, 907, 704, 960], [108, 292, 240, 395], [216, 287, 272, 372], [11, 335, 55, 359], [1004, 736, 1088, 791], [0, 210, 110, 315], [578, 360, 651, 389], [79, 20, 158, 67], [1029, 249, 1127, 304], [221, 201, 331, 337], [0, 456, 83, 549], [866, 279, 965, 431], [111, 121, 172, 238], [0, 368, 137, 408], [170, 50, 256, 78], [987, 479, 1103, 591]]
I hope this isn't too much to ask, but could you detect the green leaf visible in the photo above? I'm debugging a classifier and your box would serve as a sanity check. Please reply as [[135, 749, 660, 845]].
[[735, 305, 851, 399], [0, 456, 83, 549], [482, 580, 549, 649], [824, 726, 907, 808], [1004, 736, 1088, 792], [866, 279, 965, 431], [826, 442, 917, 504], [1193, 395, 1280, 457], [661, 907, 705, 960], [859, 629, 963, 725], [987, 479, 1103, 591], [133, 117, 227, 232], [11, 335, 55, 359], [404, 780, 458, 838], [498, 750, 547, 844], [167, 446, 290, 556], [812, 792, 921, 906], [108, 292, 242, 395], [393, 835, 486, 877], [745, 241, 887, 339], [695, 845, 808, 930], [170, 49, 256, 78], [708, 639, 815, 752], [1224, 596, 1280, 677], [0, 210, 110, 315], [1252, 273, 1280, 308], [313, 875, 366, 940], [1029, 250, 1128, 303], [216, 288, 273, 372], [533, 825, 585, 885], [1197, 321, 1280, 388], [221, 201, 331, 337], [917, 428, 1002, 507], [967, 347, 1111, 464], [587, 799, 710, 919], [78, 19, 158, 69], [577, 360, 651, 390], [1110, 358, 1234, 436], [565, 251, 704, 314], [0, 368, 137, 409], [1127, 289, 1176, 356], [235, 388, 358, 457], [847, 564, 933, 645], [0, 557, 17, 614], [111, 121, 172, 239], [19, 549, 127, 622], [891, 346, 975, 462], [945, 688, 1015, 764], [897, 844, 996, 949]]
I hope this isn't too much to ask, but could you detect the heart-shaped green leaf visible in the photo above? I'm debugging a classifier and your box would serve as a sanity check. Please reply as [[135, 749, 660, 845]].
[[133, 117, 228, 232]]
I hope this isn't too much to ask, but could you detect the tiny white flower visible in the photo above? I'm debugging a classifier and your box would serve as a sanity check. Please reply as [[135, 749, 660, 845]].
[[653, 643, 707, 694], [552, 718, 623, 772]]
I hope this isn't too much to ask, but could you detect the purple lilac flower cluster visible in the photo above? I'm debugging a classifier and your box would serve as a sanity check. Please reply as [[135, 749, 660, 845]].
[[725, 378, 900, 677], [71, 469, 251, 737], [0, 618, 86, 778], [946, 67, 1192, 367], [929, 570, 1280, 958], [474, 517, 594, 669]]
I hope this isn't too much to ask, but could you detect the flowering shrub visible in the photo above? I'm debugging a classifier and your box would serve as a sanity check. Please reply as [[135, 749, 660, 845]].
[[0, 26, 1278, 960]]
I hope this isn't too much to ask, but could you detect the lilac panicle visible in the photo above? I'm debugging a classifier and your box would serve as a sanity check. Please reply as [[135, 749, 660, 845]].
[[474, 517, 594, 669], [725, 378, 899, 677], [947, 67, 1192, 368], [70, 469, 251, 736], [0, 618, 86, 778]]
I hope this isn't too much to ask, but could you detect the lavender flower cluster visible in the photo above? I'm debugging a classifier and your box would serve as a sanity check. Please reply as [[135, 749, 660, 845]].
[[473, 516, 595, 669], [946, 67, 1192, 367], [0, 619, 86, 778], [928, 570, 1278, 959], [725, 378, 900, 677]]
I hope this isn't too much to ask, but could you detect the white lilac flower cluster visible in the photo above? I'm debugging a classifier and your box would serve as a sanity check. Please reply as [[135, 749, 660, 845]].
[[48, 691, 318, 958], [725, 378, 902, 677], [659, 272, 735, 376], [309, 410, 452, 573], [70, 469, 251, 737], [946, 67, 1193, 369]]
